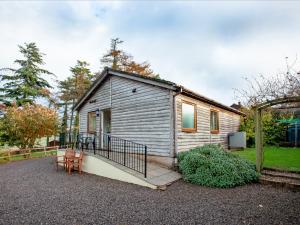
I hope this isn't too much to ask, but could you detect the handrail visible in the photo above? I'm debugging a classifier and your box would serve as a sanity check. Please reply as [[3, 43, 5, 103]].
[[77, 132, 147, 147], [75, 132, 148, 178]]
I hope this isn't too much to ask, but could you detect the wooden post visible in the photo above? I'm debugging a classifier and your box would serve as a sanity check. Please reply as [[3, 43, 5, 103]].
[[8, 150, 11, 162], [255, 108, 263, 172], [44, 146, 46, 157], [295, 122, 298, 147]]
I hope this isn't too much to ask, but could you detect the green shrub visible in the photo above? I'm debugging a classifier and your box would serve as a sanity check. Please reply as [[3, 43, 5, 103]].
[[178, 144, 259, 188], [239, 108, 289, 147]]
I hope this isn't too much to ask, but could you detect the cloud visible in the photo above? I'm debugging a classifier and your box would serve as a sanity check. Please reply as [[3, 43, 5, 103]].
[[0, 1, 299, 105]]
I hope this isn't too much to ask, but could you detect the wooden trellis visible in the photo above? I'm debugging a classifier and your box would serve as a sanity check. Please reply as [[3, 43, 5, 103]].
[[254, 96, 300, 172]]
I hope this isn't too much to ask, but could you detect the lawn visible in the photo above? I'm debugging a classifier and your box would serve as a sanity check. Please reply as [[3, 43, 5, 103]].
[[233, 146, 300, 172]]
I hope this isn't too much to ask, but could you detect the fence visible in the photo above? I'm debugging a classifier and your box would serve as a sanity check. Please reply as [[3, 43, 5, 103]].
[[0, 146, 59, 163]]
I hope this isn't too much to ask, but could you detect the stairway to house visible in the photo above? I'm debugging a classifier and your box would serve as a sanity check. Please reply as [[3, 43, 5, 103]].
[[260, 169, 300, 191]]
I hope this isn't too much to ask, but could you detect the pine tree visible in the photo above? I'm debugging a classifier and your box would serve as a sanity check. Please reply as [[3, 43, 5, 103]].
[[57, 60, 95, 142], [70, 60, 94, 100], [100, 38, 158, 77], [101, 38, 124, 70], [0, 42, 53, 106]]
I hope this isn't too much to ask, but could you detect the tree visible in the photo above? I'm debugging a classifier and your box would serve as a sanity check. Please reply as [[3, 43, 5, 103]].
[[100, 38, 158, 77], [101, 38, 124, 70], [235, 57, 300, 107], [0, 42, 54, 106], [240, 107, 291, 147], [57, 60, 95, 141], [69, 61, 94, 138], [123, 60, 156, 77], [70, 60, 94, 100], [0, 104, 59, 149]]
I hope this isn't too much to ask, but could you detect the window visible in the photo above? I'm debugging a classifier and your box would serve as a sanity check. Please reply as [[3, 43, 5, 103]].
[[88, 111, 97, 133], [182, 102, 197, 132], [210, 110, 219, 133]]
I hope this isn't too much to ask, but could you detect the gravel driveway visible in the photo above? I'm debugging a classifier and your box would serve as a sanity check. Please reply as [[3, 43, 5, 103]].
[[0, 157, 299, 225]]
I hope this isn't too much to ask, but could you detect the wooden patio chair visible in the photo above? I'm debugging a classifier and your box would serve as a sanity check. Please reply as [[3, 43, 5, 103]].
[[55, 149, 75, 171], [68, 151, 84, 175]]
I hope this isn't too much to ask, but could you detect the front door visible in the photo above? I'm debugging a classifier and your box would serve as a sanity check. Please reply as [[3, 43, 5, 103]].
[[101, 109, 111, 150], [102, 108, 111, 134]]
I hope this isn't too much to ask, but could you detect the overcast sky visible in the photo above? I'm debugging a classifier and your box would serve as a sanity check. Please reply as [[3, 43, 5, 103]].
[[1, 1, 299, 105]]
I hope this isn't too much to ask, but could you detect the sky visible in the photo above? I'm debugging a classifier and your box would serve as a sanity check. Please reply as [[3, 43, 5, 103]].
[[1, 1, 300, 105]]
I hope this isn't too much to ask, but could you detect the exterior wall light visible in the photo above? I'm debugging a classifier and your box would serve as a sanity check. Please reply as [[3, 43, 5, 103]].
[[96, 109, 100, 117]]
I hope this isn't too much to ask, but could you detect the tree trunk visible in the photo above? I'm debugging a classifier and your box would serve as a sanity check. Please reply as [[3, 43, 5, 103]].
[[255, 108, 263, 172], [61, 102, 68, 145], [72, 112, 79, 148], [69, 99, 75, 143]]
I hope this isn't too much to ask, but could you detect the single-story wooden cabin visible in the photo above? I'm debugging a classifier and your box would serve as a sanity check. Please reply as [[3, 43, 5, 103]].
[[74, 68, 244, 168]]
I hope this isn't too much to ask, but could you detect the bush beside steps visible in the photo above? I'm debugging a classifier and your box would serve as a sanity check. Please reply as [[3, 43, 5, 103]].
[[178, 144, 259, 188]]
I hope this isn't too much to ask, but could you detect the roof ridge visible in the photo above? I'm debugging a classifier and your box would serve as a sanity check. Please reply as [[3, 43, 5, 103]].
[[74, 68, 245, 116]]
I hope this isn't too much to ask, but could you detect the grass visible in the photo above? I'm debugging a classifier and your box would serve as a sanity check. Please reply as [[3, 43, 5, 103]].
[[233, 146, 300, 172]]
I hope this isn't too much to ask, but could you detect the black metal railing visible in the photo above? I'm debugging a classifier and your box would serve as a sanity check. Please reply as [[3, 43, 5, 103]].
[[59, 132, 77, 149], [75, 132, 147, 178]]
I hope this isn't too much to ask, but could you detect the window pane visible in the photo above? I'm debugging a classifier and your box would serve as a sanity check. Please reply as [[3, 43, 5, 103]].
[[210, 111, 219, 130], [88, 112, 96, 132], [210, 112, 214, 129], [182, 103, 195, 129]]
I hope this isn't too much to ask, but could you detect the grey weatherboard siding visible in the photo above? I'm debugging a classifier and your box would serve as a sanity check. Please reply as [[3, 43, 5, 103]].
[[175, 95, 240, 152], [79, 77, 111, 135], [78, 70, 242, 158], [78, 75, 173, 156]]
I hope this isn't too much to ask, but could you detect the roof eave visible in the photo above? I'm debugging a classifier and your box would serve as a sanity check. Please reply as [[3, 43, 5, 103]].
[[73, 68, 177, 111], [73, 68, 109, 111], [180, 88, 245, 116]]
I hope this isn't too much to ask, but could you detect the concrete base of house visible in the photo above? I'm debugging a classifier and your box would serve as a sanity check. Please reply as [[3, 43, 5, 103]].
[[146, 155, 176, 169], [57, 150, 181, 190]]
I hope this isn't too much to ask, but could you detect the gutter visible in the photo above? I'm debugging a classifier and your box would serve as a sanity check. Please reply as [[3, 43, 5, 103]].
[[172, 86, 183, 165], [180, 87, 245, 116]]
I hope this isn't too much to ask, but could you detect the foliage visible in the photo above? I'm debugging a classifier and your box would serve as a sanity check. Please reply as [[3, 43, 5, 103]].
[[240, 108, 290, 147], [233, 146, 300, 172], [0, 42, 53, 106], [178, 144, 259, 188], [101, 38, 158, 77], [57, 60, 94, 138], [58, 60, 94, 102], [0, 104, 59, 149], [70, 60, 95, 100]]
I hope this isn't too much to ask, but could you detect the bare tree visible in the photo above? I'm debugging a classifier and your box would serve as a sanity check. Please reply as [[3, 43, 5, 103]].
[[235, 57, 300, 107]]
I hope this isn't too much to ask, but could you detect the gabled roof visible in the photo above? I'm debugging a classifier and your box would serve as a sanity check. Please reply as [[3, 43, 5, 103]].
[[74, 67, 245, 116]]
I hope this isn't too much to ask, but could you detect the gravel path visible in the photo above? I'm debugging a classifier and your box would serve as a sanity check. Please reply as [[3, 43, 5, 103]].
[[0, 158, 299, 225]]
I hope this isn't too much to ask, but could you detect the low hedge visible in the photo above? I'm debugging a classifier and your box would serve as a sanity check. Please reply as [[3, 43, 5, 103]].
[[178, 144, 259, 188]]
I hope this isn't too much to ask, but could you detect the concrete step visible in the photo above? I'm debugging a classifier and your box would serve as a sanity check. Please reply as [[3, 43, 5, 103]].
[[259, 174, 300, 191], [145, 169, 182, 190], [261, 169, 300, 180]]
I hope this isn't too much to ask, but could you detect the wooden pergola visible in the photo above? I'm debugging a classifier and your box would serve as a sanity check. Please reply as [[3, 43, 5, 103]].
[[254, 96, 300, 172]]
